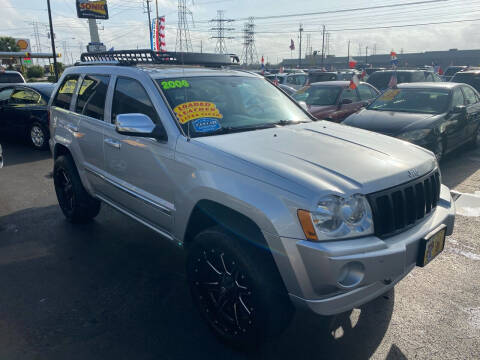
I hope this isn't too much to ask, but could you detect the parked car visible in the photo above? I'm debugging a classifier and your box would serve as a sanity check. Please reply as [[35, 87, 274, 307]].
[[450, 69, 480, 92], [49, 50, 455, 348], [343, 82, 480, 161], [278, 84, 296, 95], [0, 83, 55, 150], [308, 70, 359, 83], [365, 67, 386, 76], [444, 66, 468, 81], [265, 73, 308, 89], [0, 70, 26, 84], [367, 70, 443, 91], [293, 81, 380, 122]]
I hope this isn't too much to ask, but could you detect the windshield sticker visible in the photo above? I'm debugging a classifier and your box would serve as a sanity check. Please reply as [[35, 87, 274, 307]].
[[380, 89, 400, 101], [192, 118, 221, 133], [161, 80, 190, 90], [173, 101, 223, 124]]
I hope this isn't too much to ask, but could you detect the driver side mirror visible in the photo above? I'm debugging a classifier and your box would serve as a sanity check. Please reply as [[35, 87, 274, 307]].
[[452, 105, 467, 114], [115, 113, 167, 141]]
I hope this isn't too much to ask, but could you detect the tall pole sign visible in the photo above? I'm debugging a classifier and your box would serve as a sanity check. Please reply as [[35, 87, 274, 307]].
[[76, 0, 108, 53], [46, 0, 59, 81]]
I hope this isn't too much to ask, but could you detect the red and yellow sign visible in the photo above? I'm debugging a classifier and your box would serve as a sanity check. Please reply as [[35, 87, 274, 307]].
[[76, 0, 109, 20], [173, 102, 223, 124]]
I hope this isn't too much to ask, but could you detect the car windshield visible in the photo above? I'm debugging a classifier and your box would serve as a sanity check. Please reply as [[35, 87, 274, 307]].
[[367, 72, 413, 89], [368, 88, 450, 114], [157, 76, 311, 137], [0, 73, 23, 83], [293, 86, 341, 106], [308, 73, 338, 82], [445, 67, 464, 76], [451, 73, 480, 91]]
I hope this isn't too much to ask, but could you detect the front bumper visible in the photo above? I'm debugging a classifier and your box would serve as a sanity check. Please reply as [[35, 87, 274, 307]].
[[279, 184, 455, 316]]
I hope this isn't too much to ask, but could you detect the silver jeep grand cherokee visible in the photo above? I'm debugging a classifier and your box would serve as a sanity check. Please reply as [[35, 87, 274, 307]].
[[49, 51, 455, 348]]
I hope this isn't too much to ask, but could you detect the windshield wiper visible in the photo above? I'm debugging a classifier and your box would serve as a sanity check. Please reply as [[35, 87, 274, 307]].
[[273, 120, 311, 126], [192, 123, 278, 137]]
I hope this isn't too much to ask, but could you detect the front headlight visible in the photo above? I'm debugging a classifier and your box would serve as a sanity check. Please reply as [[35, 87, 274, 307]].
[[298, 194, 374, 242], [397, 129, 432, 142]]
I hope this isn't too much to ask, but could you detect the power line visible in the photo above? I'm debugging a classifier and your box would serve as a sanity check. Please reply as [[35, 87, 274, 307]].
[[210, 10, 234, 54]]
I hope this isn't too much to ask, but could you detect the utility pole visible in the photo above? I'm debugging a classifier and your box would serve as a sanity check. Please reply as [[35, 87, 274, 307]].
[[46, 0, 59, 82], [145, 0, 153, 48], [365, 46, 368, 66], [298, 24, 303, 67], [321, 25, 326, 67], [347, 40, 350, 68]]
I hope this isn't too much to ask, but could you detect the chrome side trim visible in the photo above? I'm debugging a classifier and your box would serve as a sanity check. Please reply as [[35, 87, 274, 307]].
[[84, 166, 172, 216], [96, 194, 177, 243]]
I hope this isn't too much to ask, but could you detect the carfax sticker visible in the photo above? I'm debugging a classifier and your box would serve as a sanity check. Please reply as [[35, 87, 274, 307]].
[[173, 101, 223, 124], [380, 89, 400, 101], [192, 118, 222, 133]]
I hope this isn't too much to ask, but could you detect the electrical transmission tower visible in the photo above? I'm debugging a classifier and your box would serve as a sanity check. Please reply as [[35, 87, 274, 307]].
[[210, 10, 234, 54], [29, 20, 43, 64], [241, 17, 257, 65], [176, 0, 193, 52]]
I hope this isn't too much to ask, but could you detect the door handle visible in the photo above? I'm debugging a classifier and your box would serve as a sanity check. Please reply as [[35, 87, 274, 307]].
[[65, 123, 79, 132], [104, 138, 121, 149]]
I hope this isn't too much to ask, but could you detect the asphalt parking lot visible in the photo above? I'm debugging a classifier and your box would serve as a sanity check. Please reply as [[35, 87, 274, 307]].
[[0, 138, 479, 360]]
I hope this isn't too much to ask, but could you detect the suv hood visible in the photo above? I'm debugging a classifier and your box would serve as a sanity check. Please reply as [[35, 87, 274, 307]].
[[192, 121, 436, 197], [343, 109, 437, 135]]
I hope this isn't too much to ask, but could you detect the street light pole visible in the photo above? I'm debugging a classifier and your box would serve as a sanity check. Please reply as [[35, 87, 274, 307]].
[[46, 0, 59, 82]]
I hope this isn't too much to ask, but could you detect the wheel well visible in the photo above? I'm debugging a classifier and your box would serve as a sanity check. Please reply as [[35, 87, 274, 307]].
[[184, 200, 269, 251], [54, 143, 71, 160]]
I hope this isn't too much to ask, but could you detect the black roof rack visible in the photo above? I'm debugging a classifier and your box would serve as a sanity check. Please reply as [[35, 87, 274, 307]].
[[79, 49, 240, 67]]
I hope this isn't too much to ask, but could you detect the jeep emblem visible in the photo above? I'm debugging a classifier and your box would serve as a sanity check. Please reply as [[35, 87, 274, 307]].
[[408, 169, 419, 178]]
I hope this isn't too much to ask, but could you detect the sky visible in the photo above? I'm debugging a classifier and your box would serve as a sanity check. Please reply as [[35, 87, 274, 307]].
[[1, 0, 480, 65]]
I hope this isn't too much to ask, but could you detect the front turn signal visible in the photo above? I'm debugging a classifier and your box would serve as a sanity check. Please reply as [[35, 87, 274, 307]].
[[297, 210, 319, 241]]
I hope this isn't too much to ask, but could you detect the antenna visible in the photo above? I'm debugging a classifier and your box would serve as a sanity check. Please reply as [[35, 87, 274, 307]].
[[241, 17, 257, 66], [176, 0, 193, 52], [210, 10, 234, 54]]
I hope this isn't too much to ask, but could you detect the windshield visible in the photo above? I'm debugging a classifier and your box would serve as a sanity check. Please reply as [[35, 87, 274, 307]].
[[308, 73, 338, 82], [157, 76, 311, 137], [445, 67, 464, 76], [293, 85, 341, 106], [368, 88, 450, 114], [367, 72, 413, 89]]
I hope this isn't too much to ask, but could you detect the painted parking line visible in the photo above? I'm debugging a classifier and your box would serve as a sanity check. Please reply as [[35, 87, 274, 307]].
[[452, 190, 480, 217]]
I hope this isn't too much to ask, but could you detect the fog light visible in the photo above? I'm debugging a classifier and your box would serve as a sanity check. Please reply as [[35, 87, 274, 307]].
[[337, 262, 365, 288]]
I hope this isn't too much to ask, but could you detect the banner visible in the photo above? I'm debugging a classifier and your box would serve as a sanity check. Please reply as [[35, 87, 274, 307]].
[[76, 0, 109, 20], [151, 17, 166, 52]]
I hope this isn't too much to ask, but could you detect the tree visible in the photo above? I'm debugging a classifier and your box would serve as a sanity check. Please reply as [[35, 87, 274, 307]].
[[26, 65, 45, 79], [0, 37, 20, 52]]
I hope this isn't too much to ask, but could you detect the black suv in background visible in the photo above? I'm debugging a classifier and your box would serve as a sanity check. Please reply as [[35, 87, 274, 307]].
[[367, 70, 443, 91], [451, 70, 480, 92], [444, 66, 468, 81]]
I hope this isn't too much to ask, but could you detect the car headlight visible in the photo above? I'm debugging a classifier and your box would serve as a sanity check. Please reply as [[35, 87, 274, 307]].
[[397, 129, 432, 142], [298, 194, 374, 242]]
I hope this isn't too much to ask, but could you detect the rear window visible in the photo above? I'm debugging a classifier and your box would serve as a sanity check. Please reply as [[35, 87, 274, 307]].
[[309, 73, 338, 82], [52, 75, 79, 110], [0, 73, 24, 83], [367, 72, 414, 89], [451, 73, 480, 92]]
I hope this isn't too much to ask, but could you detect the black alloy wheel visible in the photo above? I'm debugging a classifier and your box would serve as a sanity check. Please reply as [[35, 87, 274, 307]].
[[54, 167, 75, 216]]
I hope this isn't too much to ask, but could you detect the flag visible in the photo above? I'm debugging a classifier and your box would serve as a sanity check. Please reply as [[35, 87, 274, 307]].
[[159, 16, 166, 52], [388, 73, 398, 89], [361, 69, 367, 79], [152, 16, 166, 52], [289, 39, 295, 51], [261, 55, 265, 74], [273, 75, 279, 86], [348, 57, 357, 69], [349, 75, 360, 90], [279, 66, 284, 74], [390, 51, 399, 67], [438, 66, 444, 75]]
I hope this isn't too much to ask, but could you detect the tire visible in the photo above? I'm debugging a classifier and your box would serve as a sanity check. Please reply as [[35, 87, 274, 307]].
[[53, 154, 101, 223], [29, 123, 49, 150], [186, 226, 293, 349]]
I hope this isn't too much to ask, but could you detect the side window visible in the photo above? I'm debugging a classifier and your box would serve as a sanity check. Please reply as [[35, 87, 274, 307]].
[[412, 72, 425, 82], [462, 86, 477, 105], [358, 84, 374, 100], [340, 88, 359, 102], [451, 88, 465, 108], [286, 76, 296, 85], [52, 75, 79, 110], [75, 75, 110, 121], [0, 88, 14, 103], [425, 72, 434, 82], [111, 78, 159, 123], [10, 89, 41, 105]]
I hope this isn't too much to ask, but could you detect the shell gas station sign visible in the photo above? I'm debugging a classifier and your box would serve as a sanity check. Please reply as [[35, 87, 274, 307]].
[[76, 0, 109, 20]]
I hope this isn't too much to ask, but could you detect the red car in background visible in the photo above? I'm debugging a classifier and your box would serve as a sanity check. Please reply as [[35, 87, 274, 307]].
[[293, 81, 380, 122]]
